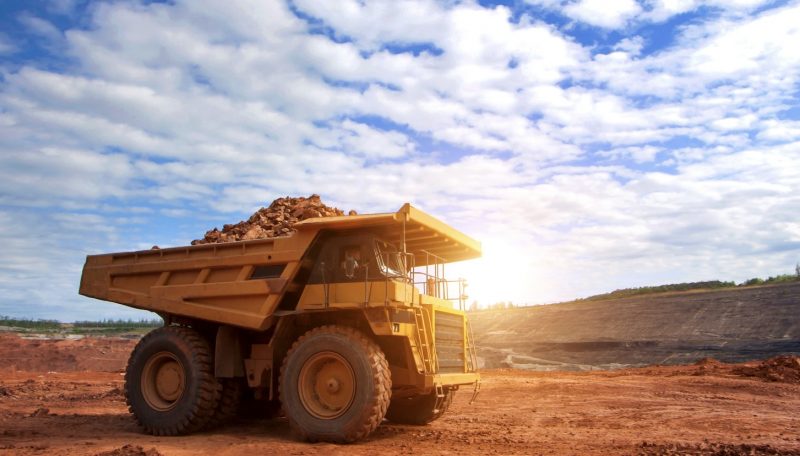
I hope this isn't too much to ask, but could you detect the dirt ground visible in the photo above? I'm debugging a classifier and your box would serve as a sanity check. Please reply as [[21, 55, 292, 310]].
[[1, 334, 799, 456]]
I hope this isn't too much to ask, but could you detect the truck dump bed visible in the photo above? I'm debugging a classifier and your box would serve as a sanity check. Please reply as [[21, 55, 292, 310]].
[[79, 204, 480, 330]]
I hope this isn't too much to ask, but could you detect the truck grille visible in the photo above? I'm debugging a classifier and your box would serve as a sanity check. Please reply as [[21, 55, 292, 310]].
[[435, 311, 465, 373]]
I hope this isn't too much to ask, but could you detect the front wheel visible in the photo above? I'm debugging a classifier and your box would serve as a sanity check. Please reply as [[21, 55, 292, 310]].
[[279, 325, 391, 442], [124, 326, 221, 435]]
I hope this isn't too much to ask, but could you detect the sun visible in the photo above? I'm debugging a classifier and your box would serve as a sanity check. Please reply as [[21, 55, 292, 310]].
[[448, 239, 540, 308]]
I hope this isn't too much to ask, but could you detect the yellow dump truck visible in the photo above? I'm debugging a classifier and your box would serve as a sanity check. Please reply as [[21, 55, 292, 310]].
[[80, 203, 480, 442]]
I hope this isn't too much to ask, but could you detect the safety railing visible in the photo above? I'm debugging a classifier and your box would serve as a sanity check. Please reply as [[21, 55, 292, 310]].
[[410, 250, 468, 310]]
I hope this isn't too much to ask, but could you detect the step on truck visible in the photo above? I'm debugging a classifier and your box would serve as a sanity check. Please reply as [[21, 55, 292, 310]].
[[79, 203, 481, 442]]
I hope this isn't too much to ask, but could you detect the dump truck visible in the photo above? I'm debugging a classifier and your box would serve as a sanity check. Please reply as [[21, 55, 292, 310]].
[[79, 203, 480, 442]]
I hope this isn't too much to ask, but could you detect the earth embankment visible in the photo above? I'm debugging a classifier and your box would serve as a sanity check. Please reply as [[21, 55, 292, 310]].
[[470, 282, 800, 370]]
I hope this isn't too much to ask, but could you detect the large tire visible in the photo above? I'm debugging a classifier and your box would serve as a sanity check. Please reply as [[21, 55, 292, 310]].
[[386, 389, 454, 425], [124, 326, 221, 435], [205, 377, 242, 429], [279, 325, 391, 443]]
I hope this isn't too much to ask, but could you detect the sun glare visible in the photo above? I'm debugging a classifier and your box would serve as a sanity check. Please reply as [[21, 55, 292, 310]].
[[448, 240, 539, 308]]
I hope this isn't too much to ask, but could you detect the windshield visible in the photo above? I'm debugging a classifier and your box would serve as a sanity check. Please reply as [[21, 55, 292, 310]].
[[374, 239, 407, 278]]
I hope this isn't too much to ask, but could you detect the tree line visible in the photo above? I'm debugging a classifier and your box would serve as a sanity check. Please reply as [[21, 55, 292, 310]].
[[1, 316, 163, 330]]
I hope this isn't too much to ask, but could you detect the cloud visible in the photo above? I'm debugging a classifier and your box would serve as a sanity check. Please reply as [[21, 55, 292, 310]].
[[564, 0, 643, 29], [643, 0, 778, 22], [0, 33, 16, 54], [323, 119, 415, 159], [18, 13, 62, 42], [0, 147, 133, 205], [530, 0, 781, 28], [757, 119, 800, 142]]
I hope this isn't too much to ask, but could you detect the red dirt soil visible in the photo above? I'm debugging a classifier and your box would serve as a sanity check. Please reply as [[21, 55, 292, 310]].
[[1, 333, 799, 456]]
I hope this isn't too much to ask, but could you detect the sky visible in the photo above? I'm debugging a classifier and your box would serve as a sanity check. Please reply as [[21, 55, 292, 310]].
[[1, 0, 799, 321]]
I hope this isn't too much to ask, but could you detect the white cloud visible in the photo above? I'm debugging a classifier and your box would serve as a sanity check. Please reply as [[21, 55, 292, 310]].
[[18, 13, 62, 42], [0, 147, 133, 205], [529, 0, 781, 28], [330, 120, 415, 159], [47, 0, 80, 15], [684, 16, 800, 80], [0, 33, 16, 55], [642, 0, 700, 22], [600, 145, 662, 163], [292, 0, 447, 50], [757, 119, 800, 142], [614, 36, 645, 55], [564, 0, 643, 29]]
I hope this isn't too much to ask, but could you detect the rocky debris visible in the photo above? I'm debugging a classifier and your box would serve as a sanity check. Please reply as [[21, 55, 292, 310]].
[[692, 357, 726, 376], [638, 441, 800, 455], [29, 407, 49, 417], [734, 355, 800, 383], [192, 195, 349, 245], [95, 444, 163, 456], [102, 386, 124, 398]]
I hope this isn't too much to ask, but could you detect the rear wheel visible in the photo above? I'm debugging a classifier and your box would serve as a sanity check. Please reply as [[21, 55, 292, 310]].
[[279, 325, 391, 442], [124, 326, 221, 435], [386, 389, 454, 425], [205, 377, 242, 429]]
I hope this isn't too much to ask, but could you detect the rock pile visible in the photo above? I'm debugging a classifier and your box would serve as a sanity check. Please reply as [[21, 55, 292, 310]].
[[734, 355, 800, 383], [192, 195, 351, 245]]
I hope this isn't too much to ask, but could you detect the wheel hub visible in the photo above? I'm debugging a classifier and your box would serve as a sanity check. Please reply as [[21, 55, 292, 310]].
[[298, 351, 355, 420], [141, 351, 185, 411], [155, 361, 182, 401], [326, 378, 340, 393]]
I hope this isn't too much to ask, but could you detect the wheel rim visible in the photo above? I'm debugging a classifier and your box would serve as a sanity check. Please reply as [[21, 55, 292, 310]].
[[141, 351, 185, 411], [298, 351, 356, 419]]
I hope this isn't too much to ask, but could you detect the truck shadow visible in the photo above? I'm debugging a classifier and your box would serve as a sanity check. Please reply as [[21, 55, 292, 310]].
[[3, 412, 420, 446]]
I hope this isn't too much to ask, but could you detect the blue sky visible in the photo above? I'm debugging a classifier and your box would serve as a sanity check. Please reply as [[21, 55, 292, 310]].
[[1, 0, 799, 321]]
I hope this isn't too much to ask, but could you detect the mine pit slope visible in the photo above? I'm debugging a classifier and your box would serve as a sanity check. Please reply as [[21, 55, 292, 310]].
[[470, 281, 800, 370]]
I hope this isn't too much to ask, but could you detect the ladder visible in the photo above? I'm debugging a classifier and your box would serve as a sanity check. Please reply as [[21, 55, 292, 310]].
[[465, 318, 479, 372], [413, 306, 437, 374], [466, 318, 481, 404]]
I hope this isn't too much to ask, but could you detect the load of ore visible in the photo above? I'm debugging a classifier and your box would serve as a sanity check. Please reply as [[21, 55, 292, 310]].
[[192, 194, 353, 245]]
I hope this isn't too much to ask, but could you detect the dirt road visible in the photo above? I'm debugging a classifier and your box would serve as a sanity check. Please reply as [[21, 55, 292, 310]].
[[1, 334, 799, 455]]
